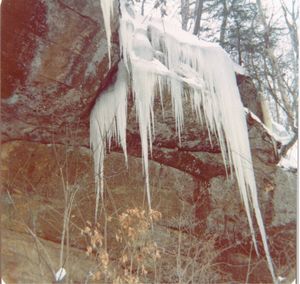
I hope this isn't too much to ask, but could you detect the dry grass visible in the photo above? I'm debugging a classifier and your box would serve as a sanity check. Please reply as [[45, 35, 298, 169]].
[[82, 208, 162, 283]]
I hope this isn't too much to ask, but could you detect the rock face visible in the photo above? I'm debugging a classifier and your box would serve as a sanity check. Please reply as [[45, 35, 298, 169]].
[[1, 0, 265, 148], [2, 229, 95, 284], [1, 1, 296, 283], [1, 0, 119, 145], [1, 139, 296, 283], [237, 74, 264, 122]]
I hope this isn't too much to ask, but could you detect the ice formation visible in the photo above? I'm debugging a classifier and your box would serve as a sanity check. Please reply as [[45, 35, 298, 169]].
[[90, 63, 128, 218], [100, 0, 114, 67], [92, 0, 277, 282]]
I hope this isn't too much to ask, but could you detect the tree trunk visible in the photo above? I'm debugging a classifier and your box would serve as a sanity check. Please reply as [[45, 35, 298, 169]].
[[280, 132, 298, 157], [256, 0, 296, 130], [141, 0, 146, 16], [181, 0, 190, 31], [193, 0, 204, 36], [236, 26, 242, 65], [219, 0, 228, 46]]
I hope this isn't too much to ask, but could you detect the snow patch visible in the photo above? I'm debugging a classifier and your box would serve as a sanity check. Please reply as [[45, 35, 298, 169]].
[[278, 141, 298, 169], [271, 120, 293, 145], [232, 61, 247, 75], [55, 268, 66, 282], [277, 276, 286, 282], [246, 108, 297, 170], [245, 108, 292, 145]]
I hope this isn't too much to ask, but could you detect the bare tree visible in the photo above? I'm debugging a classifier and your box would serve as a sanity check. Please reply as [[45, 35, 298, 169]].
[[181, 0, 190, 31], [219, 0, 230, 45], [193, 0, 204, 35], [255, 0, 298, 155], [141, 0, 146, 16]]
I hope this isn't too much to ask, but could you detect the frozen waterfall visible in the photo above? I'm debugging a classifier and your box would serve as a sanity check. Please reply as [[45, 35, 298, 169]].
[[91, 1, 277, 282]]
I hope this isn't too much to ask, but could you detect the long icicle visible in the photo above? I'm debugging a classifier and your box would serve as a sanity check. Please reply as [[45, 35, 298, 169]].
[[92, 2, 277, 282], [100, 0, 114, 68], [90, 62, 128, 221]]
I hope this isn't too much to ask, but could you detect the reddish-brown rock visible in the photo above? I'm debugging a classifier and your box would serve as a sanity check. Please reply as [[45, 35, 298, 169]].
[[1, 0, 120, 145], [1, 2, 296, 282], [1, 140, 296, 283]]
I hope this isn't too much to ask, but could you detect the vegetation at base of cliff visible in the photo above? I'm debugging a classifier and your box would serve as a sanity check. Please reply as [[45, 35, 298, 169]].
[[2, 143, 296, 284]]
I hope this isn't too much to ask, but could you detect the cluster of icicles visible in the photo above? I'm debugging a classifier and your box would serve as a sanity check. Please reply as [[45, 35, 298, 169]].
[[91, 0, 276, 282]]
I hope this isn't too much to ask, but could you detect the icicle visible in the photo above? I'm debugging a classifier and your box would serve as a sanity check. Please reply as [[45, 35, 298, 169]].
[[100, 0, 114, 68], [131, 60, 159, 210], [90, 62, 128, 220], [91, 2, 277, 282]]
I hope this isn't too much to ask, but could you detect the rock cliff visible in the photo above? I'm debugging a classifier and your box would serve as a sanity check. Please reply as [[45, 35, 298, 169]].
[[1, 0, 119, 145], [1, 1, 296, 283]]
